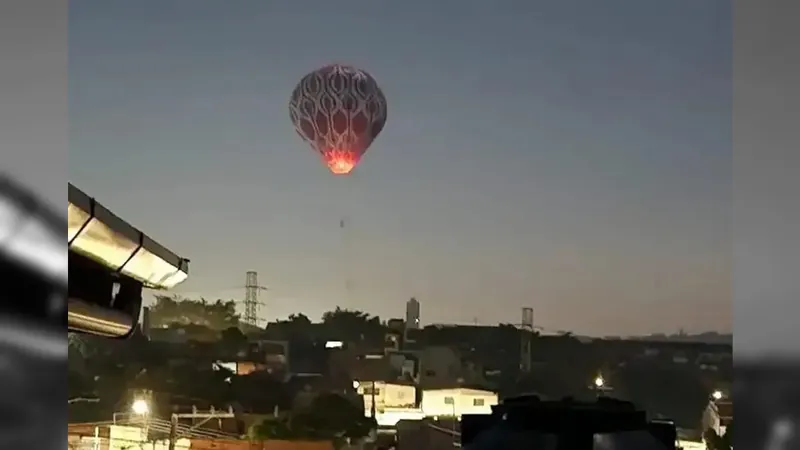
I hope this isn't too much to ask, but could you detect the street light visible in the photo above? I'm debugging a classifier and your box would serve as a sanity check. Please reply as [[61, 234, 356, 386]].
[[592, 375, 612, 398], [711, 390, 723, 401], [131, 398, 150, 415], [112, 399, 150, 425]]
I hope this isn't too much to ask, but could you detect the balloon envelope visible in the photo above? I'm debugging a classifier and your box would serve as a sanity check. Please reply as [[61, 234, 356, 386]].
[[289, 64, 387, 175]]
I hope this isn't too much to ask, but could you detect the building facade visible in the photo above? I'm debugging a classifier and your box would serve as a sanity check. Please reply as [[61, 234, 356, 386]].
[[405, 298, 420, 330], [420, 388, 498, 417], [357, 381, 417, 414], [416, 346, 486, 388], [702, 399, 732, 436]]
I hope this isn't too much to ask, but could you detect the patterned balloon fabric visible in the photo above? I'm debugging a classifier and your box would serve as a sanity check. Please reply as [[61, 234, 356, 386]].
[[289, 64, 387, 175]]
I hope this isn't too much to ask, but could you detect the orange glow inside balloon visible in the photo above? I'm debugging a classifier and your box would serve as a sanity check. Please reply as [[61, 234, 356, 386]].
[[323, 150, 359, 175]]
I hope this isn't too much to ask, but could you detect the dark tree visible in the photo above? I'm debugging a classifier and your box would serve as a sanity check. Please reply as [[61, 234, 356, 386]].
[[322, 307, 385, 343], [250, 393, 375, 444], [150, 295, 239, 330], [219, 326, 248, 356], [287, 313, 312, 326]]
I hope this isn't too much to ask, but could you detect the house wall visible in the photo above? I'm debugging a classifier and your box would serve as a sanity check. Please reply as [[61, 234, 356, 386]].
[[359, 381, 417, 413], [420, 388, 498, 417]]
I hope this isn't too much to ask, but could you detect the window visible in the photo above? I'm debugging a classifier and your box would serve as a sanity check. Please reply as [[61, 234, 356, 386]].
[[473, 398, 484, 406], [444, 396, 454, 405]]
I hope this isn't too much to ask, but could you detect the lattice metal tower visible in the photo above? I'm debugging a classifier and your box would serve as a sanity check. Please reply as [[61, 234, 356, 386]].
[[244, 271, 260, 326], [520, 307, 534, 372]]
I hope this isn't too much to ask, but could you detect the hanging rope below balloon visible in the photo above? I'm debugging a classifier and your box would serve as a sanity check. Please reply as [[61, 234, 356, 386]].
[[338, 173, 358, 305], [341, 217, 355, 296]]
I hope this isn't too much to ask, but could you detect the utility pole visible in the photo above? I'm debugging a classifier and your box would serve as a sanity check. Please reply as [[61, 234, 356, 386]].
[[168, 406, 235, 450], [168, 414, 177, 450], [370, 381, 376, 418]]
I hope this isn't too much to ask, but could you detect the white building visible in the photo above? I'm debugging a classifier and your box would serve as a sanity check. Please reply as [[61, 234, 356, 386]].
[[702, 399, 732, 436], [356, 381, 417, 414], [68, 424, 191, 450], [421, 388, 498, 418], [355, 381, 423, 427], [372, 407, 426, 428]]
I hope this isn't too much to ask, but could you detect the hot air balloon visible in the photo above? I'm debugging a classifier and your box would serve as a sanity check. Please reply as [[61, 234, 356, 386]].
[[289, 64, 387, 175]]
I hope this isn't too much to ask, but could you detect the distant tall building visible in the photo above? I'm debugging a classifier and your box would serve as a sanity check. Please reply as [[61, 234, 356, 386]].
[[405, 297, 420, 329]]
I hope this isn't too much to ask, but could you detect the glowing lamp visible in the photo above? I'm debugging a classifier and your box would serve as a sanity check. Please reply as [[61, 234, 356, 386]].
[[131, 398, 150, 415], [594, 376, 605, 388]]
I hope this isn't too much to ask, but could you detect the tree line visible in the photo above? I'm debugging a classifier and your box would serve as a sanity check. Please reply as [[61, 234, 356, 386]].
[[146, 295, 727, 428], [70, 295, 730, 432]]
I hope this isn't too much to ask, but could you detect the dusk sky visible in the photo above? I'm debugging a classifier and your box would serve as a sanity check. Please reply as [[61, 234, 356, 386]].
[[69, 0, 731, 336]]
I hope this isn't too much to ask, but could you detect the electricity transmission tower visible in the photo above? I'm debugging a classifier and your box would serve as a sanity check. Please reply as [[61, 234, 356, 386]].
[[243, 271, 268, 326]]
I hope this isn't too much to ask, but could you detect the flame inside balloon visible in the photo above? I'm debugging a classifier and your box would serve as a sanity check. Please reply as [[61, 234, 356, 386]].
[[324, 150, 359, 175], [289, 64, 387, 175]]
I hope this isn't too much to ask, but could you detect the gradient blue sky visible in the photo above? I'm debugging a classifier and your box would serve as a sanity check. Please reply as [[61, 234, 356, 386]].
[[69, 0, 731, 336]]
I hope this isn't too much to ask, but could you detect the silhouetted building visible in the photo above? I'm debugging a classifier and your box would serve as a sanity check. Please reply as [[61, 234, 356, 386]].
[[387, 318, 405, 332], [250, 339, 290, 375], [406, 298, 420, 330], [386, 350, 420, 382], [417, 346, 486, 388], [385, 330, 402, 352]]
